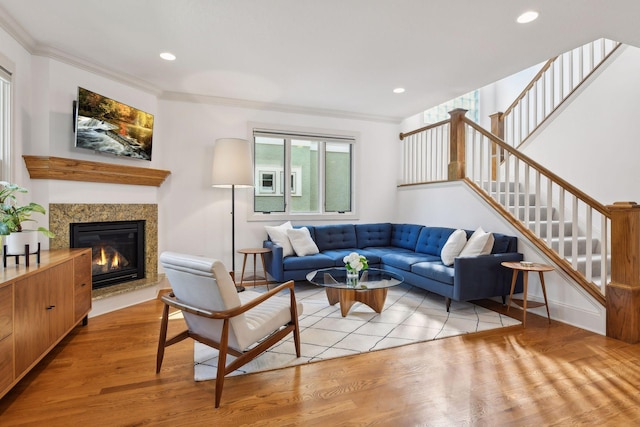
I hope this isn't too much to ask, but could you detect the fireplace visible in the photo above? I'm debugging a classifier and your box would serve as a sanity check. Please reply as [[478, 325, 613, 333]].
[[70, 220, 145, 289]]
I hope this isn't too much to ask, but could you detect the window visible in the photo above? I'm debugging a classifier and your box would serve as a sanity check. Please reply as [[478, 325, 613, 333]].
[[0, 66, 10, 181], [258, 170, 276, 194], [423, 89, 479, 124], [253, 128, 354, 216]]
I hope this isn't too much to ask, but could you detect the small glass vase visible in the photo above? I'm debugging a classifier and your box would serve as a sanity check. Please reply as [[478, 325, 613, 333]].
[[346, 269, 359, 285]]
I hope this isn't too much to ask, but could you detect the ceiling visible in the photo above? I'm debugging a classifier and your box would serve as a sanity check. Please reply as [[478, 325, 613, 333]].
[[1, 0, 639, 122]]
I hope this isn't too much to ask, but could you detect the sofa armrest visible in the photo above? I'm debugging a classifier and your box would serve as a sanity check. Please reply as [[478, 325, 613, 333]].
[[263, 240, 284, 282], [453, 252, 523, 301]]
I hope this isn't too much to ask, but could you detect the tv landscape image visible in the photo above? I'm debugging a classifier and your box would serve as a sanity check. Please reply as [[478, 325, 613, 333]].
[[75, 87, 154, 161]]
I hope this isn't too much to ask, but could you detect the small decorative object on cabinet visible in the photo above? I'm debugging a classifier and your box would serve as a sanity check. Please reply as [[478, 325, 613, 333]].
[[0, 181, 54, 266]]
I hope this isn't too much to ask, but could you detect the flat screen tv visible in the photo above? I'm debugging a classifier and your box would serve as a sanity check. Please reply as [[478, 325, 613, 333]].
[[74, 87, 154, 161]]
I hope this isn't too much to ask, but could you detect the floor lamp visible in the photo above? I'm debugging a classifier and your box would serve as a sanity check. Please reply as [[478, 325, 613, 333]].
[[212, 138, 253, 292]]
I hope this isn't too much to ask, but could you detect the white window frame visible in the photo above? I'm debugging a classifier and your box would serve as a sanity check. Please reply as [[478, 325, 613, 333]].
[[249, 123, 358, 222], [255, 166, 302, 197], [257, 169, 277, 194], [0, 64, 11, 182]]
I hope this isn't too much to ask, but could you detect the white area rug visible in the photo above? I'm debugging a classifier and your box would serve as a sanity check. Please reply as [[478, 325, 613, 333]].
[[194, 283, 520, 381]]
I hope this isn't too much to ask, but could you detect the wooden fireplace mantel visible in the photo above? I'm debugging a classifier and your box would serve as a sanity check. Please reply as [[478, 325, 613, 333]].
[[23, 156, 171, 187]]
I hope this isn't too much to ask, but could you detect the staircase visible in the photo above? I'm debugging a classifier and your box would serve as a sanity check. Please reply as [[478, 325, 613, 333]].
[[486, 180, 610, 289], [399, 39, 623, 304], [498, 38, 620, 149], [397, 39, 640, 341]]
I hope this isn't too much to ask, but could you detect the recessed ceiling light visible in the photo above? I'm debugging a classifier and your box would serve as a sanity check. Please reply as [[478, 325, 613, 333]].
[[517, 11, 539, 24], [160, 52, 176, 61], [393, 88, 405, 94]]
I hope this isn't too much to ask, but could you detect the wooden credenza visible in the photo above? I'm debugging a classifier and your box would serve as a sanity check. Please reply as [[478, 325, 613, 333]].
[[0, 248, 91, 399]]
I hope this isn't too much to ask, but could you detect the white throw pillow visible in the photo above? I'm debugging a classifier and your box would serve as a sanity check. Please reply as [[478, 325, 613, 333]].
[[459, 227, 495, 257], [265, 221, 294, 257], [287, 227, 319, 257], [440, 229, 467, 266]]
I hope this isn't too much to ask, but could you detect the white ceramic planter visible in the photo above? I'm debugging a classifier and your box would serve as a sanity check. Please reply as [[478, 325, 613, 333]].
[[5, 230, 39, 255]]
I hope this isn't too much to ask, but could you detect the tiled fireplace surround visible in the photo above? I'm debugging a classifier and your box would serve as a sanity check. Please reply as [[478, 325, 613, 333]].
[[49, 203, 160, 299]]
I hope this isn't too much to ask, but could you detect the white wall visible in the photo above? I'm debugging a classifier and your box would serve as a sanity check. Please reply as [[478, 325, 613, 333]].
[[157, 99, 399, 270], [523, 45, 640, 205]]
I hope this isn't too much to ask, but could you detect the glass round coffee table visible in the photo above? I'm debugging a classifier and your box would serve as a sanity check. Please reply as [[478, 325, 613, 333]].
[[306, 267, 404, 317]]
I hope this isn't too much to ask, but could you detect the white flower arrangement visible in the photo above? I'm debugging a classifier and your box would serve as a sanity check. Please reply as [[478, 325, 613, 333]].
[[343, 252, 369, 273]]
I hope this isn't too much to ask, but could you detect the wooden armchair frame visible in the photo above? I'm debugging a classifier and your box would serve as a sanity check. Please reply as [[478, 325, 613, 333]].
[[156, 280, 301, 408]]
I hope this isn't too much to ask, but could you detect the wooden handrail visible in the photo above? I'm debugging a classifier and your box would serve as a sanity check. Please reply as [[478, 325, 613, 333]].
[[399, 118, 449, 140], [399, 113, 612, 305], [498, 40, 622, 149], [463, 117, 611, 218], [464, 177, 607, 306], [399, 115, 612, 219], [500, 57, 556, 120]]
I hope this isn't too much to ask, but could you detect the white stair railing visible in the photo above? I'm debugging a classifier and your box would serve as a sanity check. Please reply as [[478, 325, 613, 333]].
[[499, 38, 620, 148], [400, 119, 449, 185], [465, 120, 610, 299]]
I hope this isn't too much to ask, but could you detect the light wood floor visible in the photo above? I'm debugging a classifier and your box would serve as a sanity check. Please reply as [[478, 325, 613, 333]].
[[2, 291, 640, 426]]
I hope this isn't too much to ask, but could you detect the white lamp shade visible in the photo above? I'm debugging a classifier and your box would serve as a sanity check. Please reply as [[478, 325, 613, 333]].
[[211, 138, 253, 187]]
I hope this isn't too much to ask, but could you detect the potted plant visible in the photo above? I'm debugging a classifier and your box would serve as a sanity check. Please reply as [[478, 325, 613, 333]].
[[0, 181, 54, 255]]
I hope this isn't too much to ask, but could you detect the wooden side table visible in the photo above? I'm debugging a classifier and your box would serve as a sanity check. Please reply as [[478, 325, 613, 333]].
[[501, 261, 553, 327], [237, 248, 272, 288]]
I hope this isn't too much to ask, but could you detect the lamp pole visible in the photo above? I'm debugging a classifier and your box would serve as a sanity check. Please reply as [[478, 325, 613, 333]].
[[231, 184, 244, 291]]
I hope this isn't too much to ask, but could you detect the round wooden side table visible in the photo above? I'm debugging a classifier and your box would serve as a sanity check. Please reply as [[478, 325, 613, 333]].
[[501, 261, 553, 328], [237, 248, 272, 288]]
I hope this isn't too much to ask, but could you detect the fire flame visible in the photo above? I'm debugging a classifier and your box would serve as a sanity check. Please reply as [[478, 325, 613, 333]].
[[95, 246, 123, 270], [97, 247, 107, 266], [111, 252, 120, 269]]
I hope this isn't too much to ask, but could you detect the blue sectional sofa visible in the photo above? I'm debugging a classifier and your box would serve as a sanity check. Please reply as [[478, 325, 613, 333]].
[[263, 223, 523, 311]]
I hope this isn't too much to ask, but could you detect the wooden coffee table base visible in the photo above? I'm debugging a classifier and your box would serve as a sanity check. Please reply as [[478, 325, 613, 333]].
[[325, 287, 388, 317]]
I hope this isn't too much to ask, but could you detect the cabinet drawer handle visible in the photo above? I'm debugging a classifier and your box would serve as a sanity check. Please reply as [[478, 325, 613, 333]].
[[46, 305, 56, 310]]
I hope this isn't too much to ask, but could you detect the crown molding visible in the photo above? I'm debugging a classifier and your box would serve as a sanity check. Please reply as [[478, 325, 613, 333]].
[[33, 44, 162, 95], [159, 91, 402, 124], [0, 8, 161, 96], [0, 5, 36, 52]]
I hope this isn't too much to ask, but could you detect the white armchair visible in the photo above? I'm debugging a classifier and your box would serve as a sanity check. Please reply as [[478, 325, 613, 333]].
[[156, 251, 302, 408]]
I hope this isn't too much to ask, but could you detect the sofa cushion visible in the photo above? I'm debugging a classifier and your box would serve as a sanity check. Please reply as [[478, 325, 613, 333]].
[[460, 227, 494, 257], [463, 229, 516, 254], [491, 233, 516, 254], [283, 253, 334, 270], [390, 224, 423, 250], [440, 229, 467, 266], [381, 251, 441, 271], [411, 261, 455, 285], [314, 224, 357, 252], [415, 227, 455, 256], [355, 223, 392, 248], [359, 246, 411, 259], [321, 248, 382, 266], [265, 221, 295, 257], [287, 227, 319, 256]]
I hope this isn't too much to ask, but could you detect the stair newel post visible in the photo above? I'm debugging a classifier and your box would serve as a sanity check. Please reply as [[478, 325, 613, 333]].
[[448, 108, 468, 181], [606, 201, 640, 343], [489, 112, 505, 181]]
